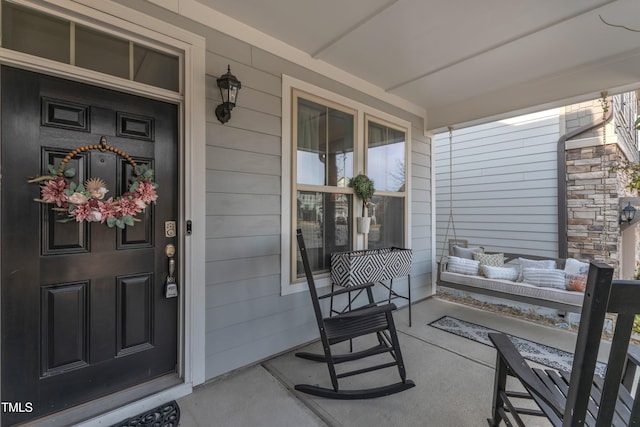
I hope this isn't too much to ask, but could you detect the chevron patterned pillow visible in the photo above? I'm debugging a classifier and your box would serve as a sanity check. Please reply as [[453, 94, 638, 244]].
[[472, 252, 504, 267]]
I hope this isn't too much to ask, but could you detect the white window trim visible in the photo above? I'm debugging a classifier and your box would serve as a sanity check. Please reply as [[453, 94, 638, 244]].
[[281, 75, 411, 295]]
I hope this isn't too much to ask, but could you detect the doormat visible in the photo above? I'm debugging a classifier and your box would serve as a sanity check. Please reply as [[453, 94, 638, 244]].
[[111, 400, 180, 427], [429, 315, 606, 376]]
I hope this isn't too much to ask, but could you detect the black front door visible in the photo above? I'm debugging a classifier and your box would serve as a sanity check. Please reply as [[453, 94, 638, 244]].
[[1, 67, 179, 426]]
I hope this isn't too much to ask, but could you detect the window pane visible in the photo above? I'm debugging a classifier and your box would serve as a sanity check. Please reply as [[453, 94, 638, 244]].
[[76, 26, 129, 78], [367, 122, 406, 192], [2, 2, 70, 63], [297, 98, 354, 187], [134, 45, 179, 92], [367, 195, 404, 249], [296, 191, 352, 278]]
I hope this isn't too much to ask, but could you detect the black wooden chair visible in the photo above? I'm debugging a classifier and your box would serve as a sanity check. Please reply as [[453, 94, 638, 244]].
[[294, 228, 415, 399], [487, 261, 640, 426]]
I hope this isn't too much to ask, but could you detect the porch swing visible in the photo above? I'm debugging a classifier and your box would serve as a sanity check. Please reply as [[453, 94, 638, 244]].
[[435, 121, 587, 313]]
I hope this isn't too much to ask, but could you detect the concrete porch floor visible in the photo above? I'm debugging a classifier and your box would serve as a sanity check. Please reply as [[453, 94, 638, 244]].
[[177, 297, 585, 427]]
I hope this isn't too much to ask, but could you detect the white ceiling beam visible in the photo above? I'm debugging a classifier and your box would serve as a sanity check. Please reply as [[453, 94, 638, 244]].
[[387, 0, 617, 92], [311, 0, 398, 58]]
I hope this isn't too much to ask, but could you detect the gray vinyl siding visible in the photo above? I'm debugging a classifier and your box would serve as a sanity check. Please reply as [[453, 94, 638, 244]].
[[119, 2, 432, 380], [435, 110, 561, 258], [410, 131, 432, 290], [203, 52, 432, 379], [204, 52, 305, 379]]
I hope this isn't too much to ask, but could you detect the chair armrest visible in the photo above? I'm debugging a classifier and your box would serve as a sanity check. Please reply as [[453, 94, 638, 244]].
[[328, 303, 397, 321], [488, 333, 564, 417], [623, 344, 640, 390], [437, 256, 449, 275], [318, 282, 375, 299], [439, 256, 448, 271]]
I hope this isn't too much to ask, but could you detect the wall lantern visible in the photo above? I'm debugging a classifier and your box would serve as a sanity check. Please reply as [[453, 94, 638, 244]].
[[215, 65, 241, 124], [619, 202, 637, 224]]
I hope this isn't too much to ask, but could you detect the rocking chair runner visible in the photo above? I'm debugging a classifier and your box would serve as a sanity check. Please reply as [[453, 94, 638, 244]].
[[294, 228, 415, 399], [487, 261, 640, 426]]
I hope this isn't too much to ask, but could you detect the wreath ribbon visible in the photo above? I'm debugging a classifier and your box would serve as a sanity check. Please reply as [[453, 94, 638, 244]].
[[29, 138, 158, 229]]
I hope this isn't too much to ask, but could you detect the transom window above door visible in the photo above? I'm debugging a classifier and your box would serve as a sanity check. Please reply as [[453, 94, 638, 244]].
[[1, 1, 180, 92]]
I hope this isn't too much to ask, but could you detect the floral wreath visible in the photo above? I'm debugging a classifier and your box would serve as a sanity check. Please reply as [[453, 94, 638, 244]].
[[29, 140, 158, 229]]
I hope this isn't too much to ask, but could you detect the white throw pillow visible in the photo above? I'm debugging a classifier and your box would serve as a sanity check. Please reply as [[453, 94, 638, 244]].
[[564, 258, 589, 289], [564, 258, 589, 276], [481, 265, 518, 281], [517, 258, 557, 282], [447, 256, 480, 276], [522, 268, 566, 290]]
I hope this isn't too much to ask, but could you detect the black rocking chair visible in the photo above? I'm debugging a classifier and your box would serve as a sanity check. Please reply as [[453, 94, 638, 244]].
[[487, 261, 640, 426], [294, 228, 415, 399]]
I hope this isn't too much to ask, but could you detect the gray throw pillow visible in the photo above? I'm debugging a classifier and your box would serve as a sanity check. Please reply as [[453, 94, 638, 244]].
[[451, 245, 483, 260]]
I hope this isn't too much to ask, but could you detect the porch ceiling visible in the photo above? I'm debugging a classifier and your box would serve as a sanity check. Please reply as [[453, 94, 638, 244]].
[[196, 0, 640, 131]]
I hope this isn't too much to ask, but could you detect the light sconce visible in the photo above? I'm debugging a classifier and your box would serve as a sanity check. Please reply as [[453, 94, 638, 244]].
[[619, 202, 637, 224], [215, 65, 242, 124]]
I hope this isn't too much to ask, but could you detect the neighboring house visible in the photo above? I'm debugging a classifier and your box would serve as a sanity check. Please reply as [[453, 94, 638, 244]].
[[435, 108, 564, 258], [435, 92, 639, 290], [564, 93, 639, 279]]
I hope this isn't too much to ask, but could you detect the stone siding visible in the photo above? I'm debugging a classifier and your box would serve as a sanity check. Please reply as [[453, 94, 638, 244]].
[[566, 144, 619, 267], [564, 93, 639, 277]]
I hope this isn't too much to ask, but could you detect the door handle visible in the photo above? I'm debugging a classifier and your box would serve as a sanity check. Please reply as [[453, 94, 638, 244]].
[[169, 258, 175, 277], [165, 244, 178, 298]]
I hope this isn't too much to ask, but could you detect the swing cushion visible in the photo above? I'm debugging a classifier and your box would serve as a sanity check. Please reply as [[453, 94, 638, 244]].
[[446, 256, 480, 275], [452, 245, 483, 260], [438, 252, 584, 313]]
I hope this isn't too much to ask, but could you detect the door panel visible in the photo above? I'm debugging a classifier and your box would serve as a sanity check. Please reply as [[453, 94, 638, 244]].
[[41, 282, 89, 376], [1, 66, 179, 426]]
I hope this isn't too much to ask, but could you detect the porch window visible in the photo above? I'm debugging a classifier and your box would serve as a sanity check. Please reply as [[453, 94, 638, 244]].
[[293, 92, 355, 279], [366, 118, 407, 249], [291, 90, 409, 281]]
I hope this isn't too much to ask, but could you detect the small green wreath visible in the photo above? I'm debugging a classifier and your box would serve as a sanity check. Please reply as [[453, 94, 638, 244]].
[[349, 174, 375, 216]]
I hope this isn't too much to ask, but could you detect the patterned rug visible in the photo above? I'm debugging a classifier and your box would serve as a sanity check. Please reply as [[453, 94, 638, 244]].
[[429, 315, 606, 376]]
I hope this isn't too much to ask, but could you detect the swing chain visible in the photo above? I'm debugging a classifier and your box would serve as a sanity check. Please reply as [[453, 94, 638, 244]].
[[439, 126, 458, 262]]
